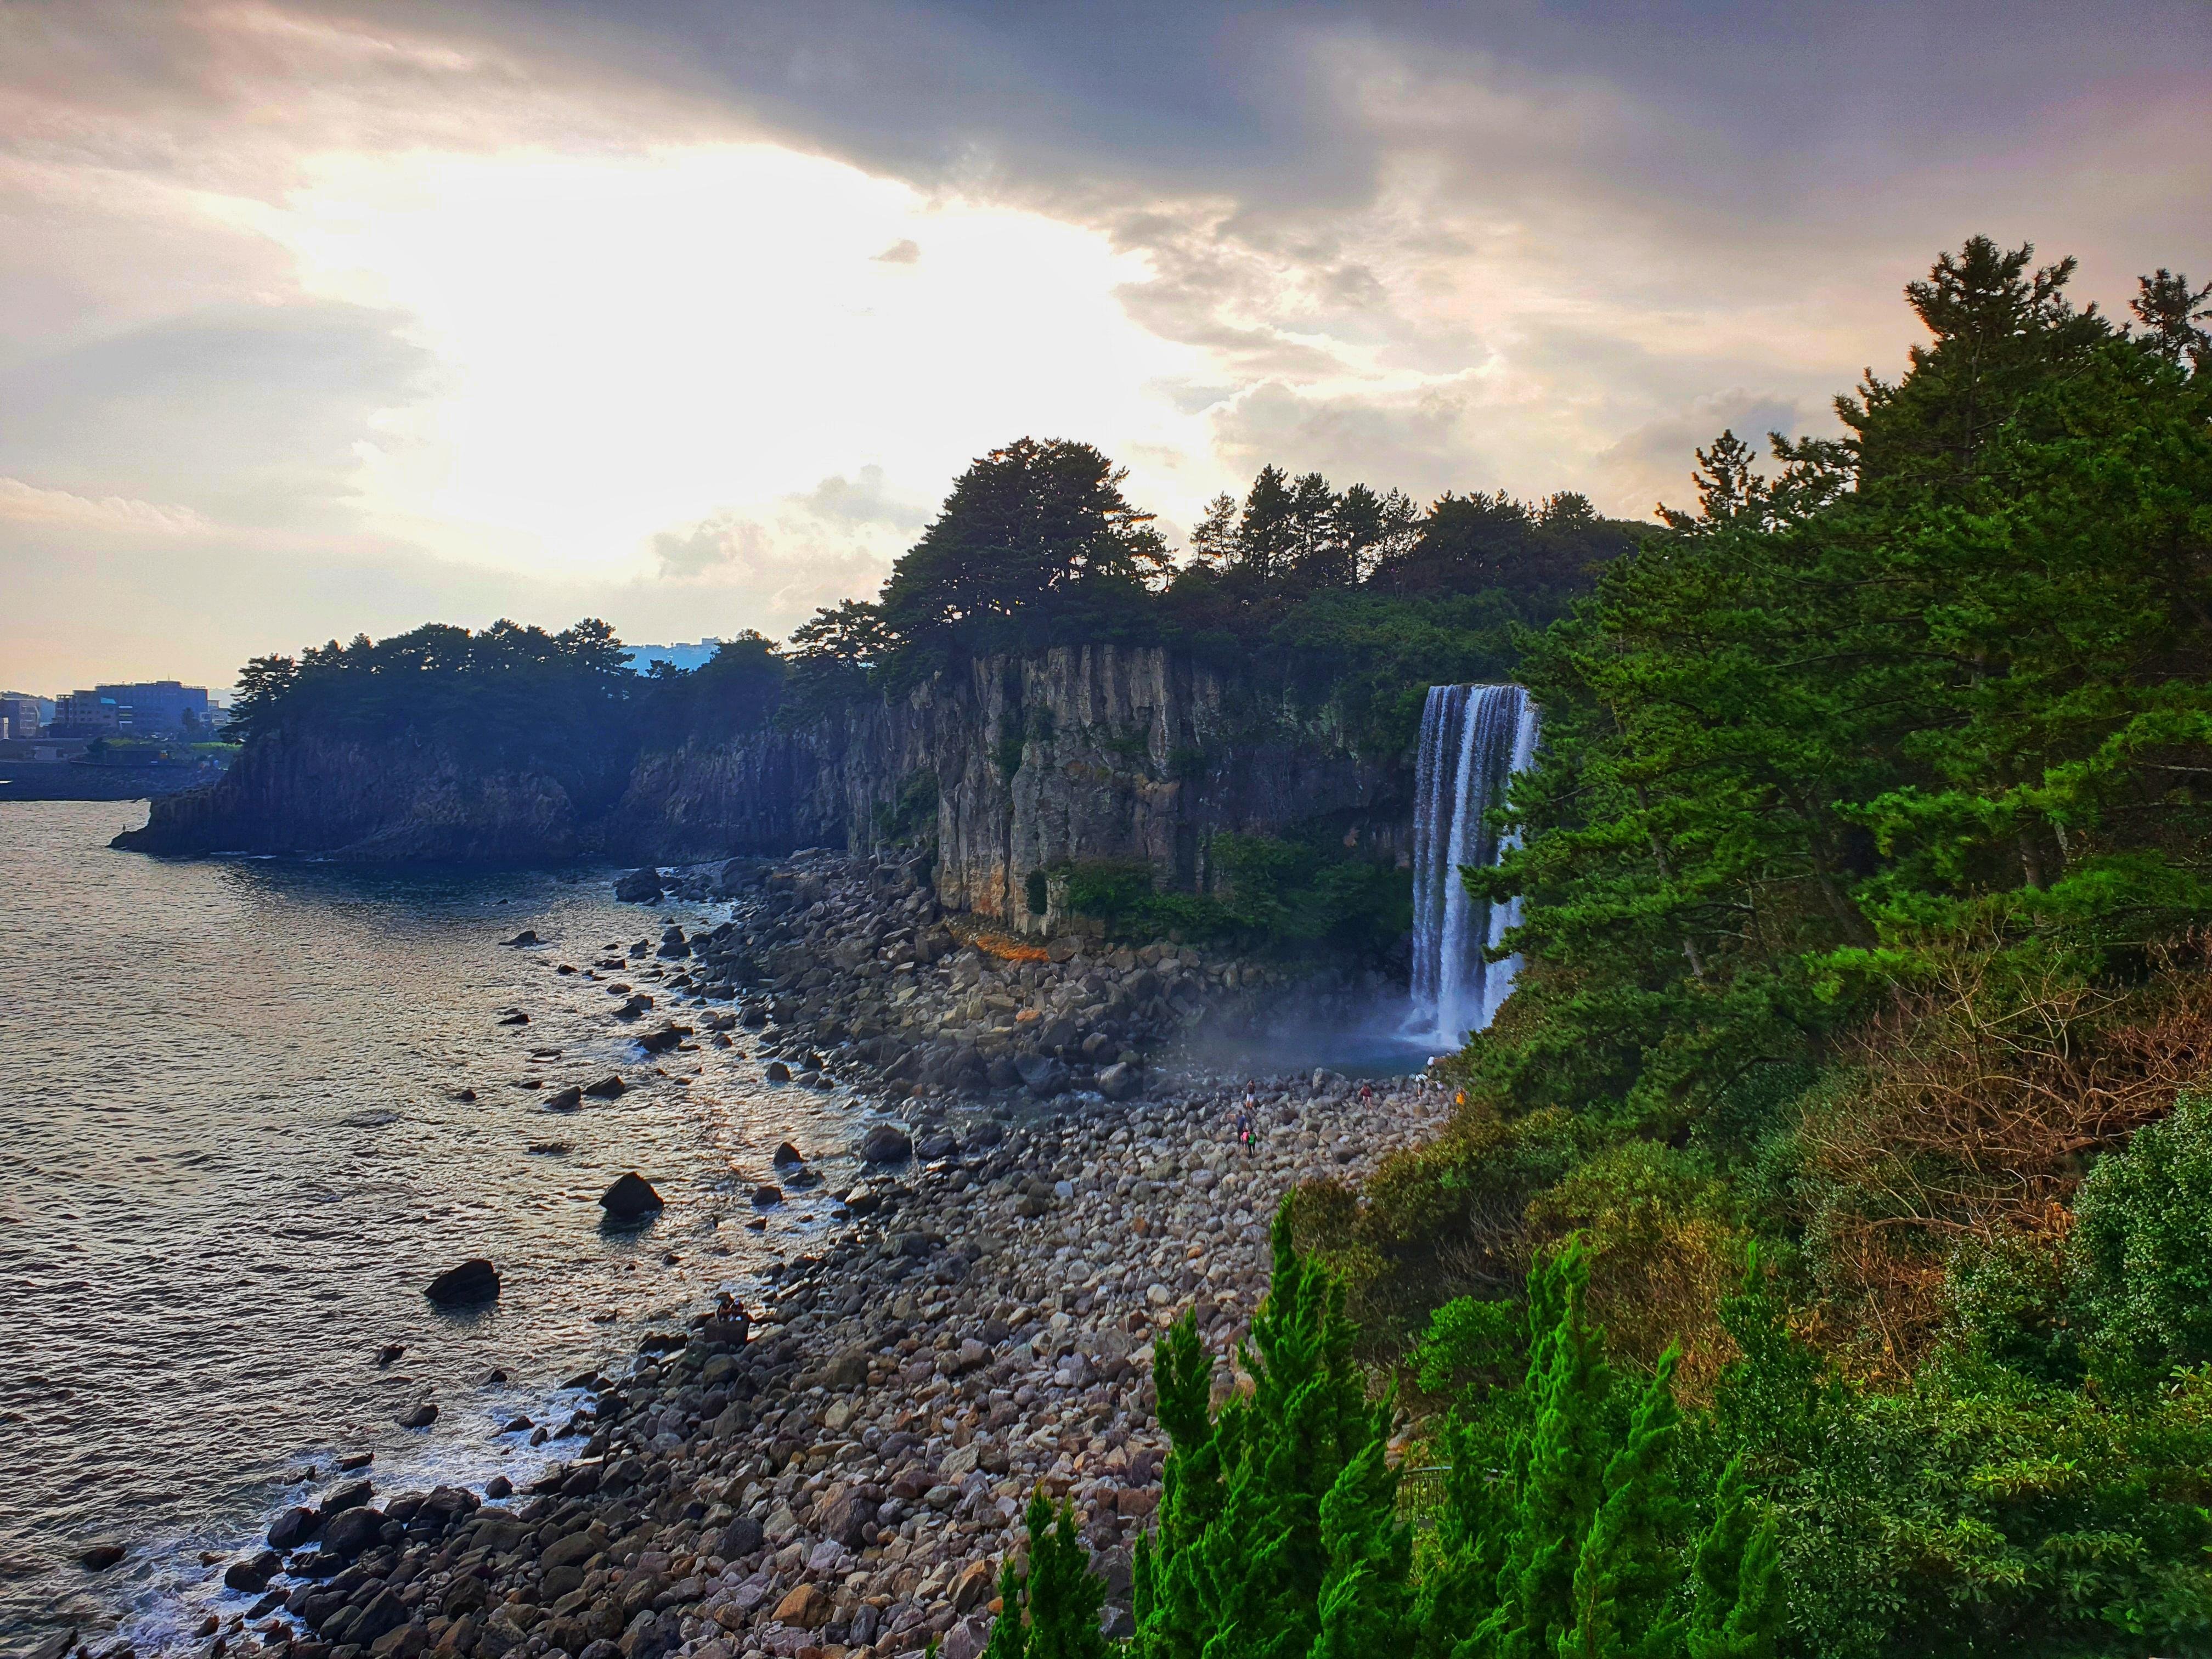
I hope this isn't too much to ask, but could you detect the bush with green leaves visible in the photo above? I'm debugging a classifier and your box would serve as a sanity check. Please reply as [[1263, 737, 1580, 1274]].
[[2069, 1091, 2212, 1385]]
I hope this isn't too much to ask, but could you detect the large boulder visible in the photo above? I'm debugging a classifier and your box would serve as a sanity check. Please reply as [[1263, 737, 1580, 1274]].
[[582, 1074, 626, 1098], [267, 1505, 320, 1550], [323, 1505, 386, 1556], [858, 1124, 912, 1165], [1097, 1061, 1142, 1102], [320, 1479, 373, 1515], [599, 1172, 664, 1221], [425, 1259, 500, 1306], [613, 869, 663, 904], [817, 1489, 872, 1549], [223, 1550, 281, 1593], [1017, 1054, 1071, 1098]]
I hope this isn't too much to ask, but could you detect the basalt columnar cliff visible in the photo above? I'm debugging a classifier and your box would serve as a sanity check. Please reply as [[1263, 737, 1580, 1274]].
[[119, 645, 1414, 929]]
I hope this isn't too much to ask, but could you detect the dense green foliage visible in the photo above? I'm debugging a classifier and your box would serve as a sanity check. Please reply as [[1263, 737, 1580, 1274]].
[[793, 439, 1632, 754], [1300, 238, 2212, 1655], [1054, 832, 1409, 960], [223, 622, 792, 810], [1471, 236, 2212, 1125], [986, 1493, 1114, 1659], [1008, 1216, 1778, 1658]]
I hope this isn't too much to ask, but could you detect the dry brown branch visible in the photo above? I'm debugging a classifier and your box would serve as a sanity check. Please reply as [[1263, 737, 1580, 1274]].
[[1796, 937, 2212, 1376]]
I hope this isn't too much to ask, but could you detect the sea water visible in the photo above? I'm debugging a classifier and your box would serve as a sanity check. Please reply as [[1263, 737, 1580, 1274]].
[[0, 803, 861, 1654]]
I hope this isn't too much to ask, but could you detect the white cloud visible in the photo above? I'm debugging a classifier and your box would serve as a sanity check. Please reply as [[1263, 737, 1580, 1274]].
[[645, 464, 928, 633], [0, 477, 211, 535]]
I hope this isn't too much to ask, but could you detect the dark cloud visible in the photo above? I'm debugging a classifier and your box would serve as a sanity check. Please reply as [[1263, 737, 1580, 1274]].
[[5, 0, 2210, 686]]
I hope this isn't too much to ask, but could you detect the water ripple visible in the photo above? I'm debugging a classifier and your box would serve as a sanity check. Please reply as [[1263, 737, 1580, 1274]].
[[0, 803, 865, 1653]]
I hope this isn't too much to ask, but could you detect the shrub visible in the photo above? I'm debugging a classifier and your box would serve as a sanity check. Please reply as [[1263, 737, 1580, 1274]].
[[2069, 1091, 2212, 1386]]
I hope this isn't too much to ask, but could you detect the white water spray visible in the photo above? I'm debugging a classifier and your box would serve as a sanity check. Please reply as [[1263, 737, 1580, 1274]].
[[1407, 683, 1540, 1047]]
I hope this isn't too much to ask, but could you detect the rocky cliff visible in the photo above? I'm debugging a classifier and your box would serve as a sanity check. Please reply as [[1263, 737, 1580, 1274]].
[[613, 645, 1412, 929], [114, 730, 594, 861], [121, 646, 1415, 916]]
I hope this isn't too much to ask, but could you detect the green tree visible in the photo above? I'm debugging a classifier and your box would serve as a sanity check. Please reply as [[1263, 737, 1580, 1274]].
[[1470, 235, 2212, 1124], [1684, 1460, 1780, 1659], [985, 1492, 1112, 1659], [879, 437, 1165, 647], [2068, 1092, 2212, 1385], [1133, 1201, 1404, 1659], [2131, 268, 2211, 373]]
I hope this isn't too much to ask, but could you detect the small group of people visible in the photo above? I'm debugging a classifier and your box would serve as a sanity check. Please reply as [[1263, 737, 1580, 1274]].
[[1225, 1075, 1382, 1149]]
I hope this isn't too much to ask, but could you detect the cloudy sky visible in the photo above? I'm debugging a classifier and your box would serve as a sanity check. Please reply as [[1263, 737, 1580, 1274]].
[[3, 1, 2207, 692]]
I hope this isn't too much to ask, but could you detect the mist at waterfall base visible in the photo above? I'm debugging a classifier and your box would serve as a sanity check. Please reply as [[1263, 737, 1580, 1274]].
[[1164, 684, 1539, 1080]]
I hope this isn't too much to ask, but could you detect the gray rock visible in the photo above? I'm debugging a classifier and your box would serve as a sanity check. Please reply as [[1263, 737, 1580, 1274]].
[[543, 1085, 583, 1111], [267, 1505, 319, 1550], [78, 1544, 125, 1571], [599, 1172, 664, 1220], [764, 1060, 792, 1082], [323, 1505, 385, 1556], [583, 1074, 627, 1098], [1097, 1061, 1141, 1101], [859, 1124, 912, 1164], [320, 1479, 373, 1514], [396, 1402, 438, 1429], [425, 1259, 500, 1306], [614, 870, 664, 903], [223, 1549, 280, 1593], [1018, 1055, 1071, 1097]]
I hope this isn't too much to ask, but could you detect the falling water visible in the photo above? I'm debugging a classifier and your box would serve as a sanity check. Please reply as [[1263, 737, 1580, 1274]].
[[1408, 683, 1541, 1047]]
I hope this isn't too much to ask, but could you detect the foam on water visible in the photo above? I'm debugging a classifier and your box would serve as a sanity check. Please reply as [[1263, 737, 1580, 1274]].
[[0, 803, 861, 1653]]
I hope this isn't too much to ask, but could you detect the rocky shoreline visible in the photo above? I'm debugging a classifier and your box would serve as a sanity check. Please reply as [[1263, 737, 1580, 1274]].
[[625, 849, 1400, 1106], [58, 850, 1442, 1659]]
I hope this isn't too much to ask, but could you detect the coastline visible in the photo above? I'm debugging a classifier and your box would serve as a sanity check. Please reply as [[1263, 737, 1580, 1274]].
[[52, 848, 1443, 1659], [150, 1074, 1440, 1659]]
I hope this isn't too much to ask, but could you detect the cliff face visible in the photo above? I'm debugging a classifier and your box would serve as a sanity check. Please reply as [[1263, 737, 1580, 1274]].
[[123, 646, 1417, 911], [115, 731, 588, 862], [615, 645, 1413, 928]]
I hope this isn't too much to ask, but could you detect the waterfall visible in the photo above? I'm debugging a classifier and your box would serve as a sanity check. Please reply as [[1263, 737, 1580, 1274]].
[[1408, 683, 1540, 1047]]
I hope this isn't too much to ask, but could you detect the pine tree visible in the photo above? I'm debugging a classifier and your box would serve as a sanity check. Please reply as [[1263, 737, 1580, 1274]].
[[1236, 465, 1299, 589], [1481, 1239, 1616, 1659], [1685, 1459, 1782, 1659], [984, 1492, 1111, 1659], [2131, 268, 2212, 373], [1557, 1352, 1686, 1659], [1132, 1200, 1405, 1659]]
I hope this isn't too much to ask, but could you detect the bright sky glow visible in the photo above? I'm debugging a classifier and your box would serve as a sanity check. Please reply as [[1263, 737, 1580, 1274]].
[[257, 144, 1209, 575], [1, 1, 2204, 690]]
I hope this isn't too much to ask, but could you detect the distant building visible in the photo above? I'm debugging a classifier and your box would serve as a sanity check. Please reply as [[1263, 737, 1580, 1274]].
[[49, 691, 121, 737], [49, 680, 213, 738], [100, 680, 212, 735], [0, 693, 40, 741]]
